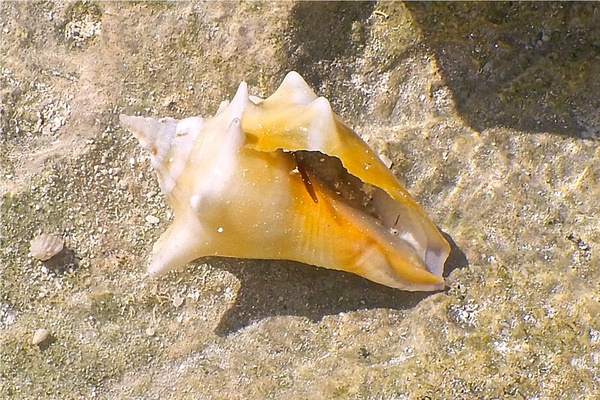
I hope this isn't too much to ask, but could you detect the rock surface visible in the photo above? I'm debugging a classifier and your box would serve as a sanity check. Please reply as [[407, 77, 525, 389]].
[[1, 2, 598, 399]]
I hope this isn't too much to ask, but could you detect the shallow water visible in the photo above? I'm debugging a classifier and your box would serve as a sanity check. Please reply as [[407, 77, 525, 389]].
[[1, 2, 598, 398]]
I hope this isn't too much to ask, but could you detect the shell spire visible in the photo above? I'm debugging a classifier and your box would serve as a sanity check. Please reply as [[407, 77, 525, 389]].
[[122, 71, 451, 291]]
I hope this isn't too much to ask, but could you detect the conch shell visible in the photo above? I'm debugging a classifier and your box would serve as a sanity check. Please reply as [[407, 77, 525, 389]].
[[121, 72, 450, 291]]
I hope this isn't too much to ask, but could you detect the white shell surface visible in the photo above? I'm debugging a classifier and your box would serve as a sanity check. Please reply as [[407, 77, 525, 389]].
[[29, 234, 64, 261]]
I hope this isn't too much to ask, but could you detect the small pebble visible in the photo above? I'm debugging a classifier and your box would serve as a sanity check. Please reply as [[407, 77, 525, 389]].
[[32, 328, 49, 345], [30, 233, 64, 261], [145, 327, 155, 336]]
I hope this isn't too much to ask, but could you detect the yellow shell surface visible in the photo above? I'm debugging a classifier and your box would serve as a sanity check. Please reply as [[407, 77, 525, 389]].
[[121, 72, 450, 291]]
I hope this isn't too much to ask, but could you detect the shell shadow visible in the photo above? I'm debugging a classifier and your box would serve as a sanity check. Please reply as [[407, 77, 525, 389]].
[[34, 333, 58, 351], [41, 246, 79, 275], [212, 230, 467, 336], [404, 2, 600, 139], [441, 230, 468, 277], [283, 2, 375, 91]]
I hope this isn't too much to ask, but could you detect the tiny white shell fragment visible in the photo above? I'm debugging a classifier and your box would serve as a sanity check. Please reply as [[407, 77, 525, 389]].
[[29, 234, 64, 261], [145, 215, 160, 224], [172, 296, 184, 307], [379, 154, 393, 169], [32, 328, 49, 345]]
